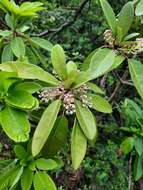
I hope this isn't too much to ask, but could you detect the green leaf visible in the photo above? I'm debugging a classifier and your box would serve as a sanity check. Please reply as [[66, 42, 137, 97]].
[[71, 119, 87, 170], [88, 48, 115, 79], [32, 99, 61, 157], [134, 154, 143, 181], [75, 100, 97, 141], [107, 55, 125, 72], [10, 37, 25, 58], [134, 136, 143, 156], [0, 61, 60, 86], [117, 2, 134, 42], [14, 82, 41, 94], [128, 59, 143, 100], [35, 158, 58, 170], [87, 94, 112, 113], [51, 44, 67, 80], [81, 49, 98, 71], [2, 44, 13, 62], [10, 166, 23, 189], [0, 30, 12, 37], [124, 33, 140, 41], [120, 137, 134, 154], [14, 145, 27, 159], [0, 161, 19, 190], [25, 46, 38, 65], [135, 0, 143, 16], [5, 90, 36, 110], [87, 82, 104, 94], [72, 71, 90, 88], [0, 106, 30, 142], [21, 167, 33, 190], [33, 171, 56, 190], [30, 37, 53, 51], [100, 0, 117, 34], [42, 116, 68, 158], [64, 61, 78, 88]]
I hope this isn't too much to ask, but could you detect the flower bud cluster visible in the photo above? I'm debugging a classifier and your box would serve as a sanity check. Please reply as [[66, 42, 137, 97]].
[[38, 84, 92, 115], [136, 38, 143, 52], [104, 30, 115, 46]]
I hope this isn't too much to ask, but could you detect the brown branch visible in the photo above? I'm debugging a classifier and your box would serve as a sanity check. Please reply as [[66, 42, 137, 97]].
[[33, 0, 90, 37], [109, 69, 129, 102]]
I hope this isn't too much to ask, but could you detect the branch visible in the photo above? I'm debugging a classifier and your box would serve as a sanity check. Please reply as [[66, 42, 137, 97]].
[[33, 0, 90, 37]]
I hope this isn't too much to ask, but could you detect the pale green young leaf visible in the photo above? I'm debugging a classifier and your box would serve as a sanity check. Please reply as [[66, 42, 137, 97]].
[[72, 71, 90, 88], [35, 158, 58, 170], [88, 48, 115, 79], [0, 106, 30, 142], [135, 0, 143, 16], [30, 37, 53, 51], [33, 171, 56, 190], [128, 59, 143, 100], [75, 100, 97, 141], [71, 119, 87, 170], [0, 61, 60, 86], [21, 167, 33, 190], [100, 0, 117, 34], [10, 37, 25, 58], [32, 99, 61, 157], [51, 44, 67, 80]]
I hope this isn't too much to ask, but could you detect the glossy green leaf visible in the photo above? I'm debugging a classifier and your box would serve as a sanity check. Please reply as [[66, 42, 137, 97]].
[[134, 154, 143, 181], [35, 158, 57, 170], [2, 44, 13, 62], [87, 94, 112, 113], [100, 0, 117, 34], [134, 137, 143, 156], [135, 0, 143, 16], [128, 59, 143, 100], [75, 100, 97, 141], [33, 171, 56, 190], [51, 44, 67, 80], [5, 90, 35, 110], [88, 48, 115, 79], [10, 37, 25, 58], [31, 37, 53, 51], [14, 145, 27, 159], [32, 99, 61, 156], [14, 82, 41, 94], [107, 55, 125, 72], [0, 106, 30, 142], [21, 167, 33, 190], [117, 2, 134, 41], [0, 61, 60, 86], [120, 137, 134, 154], [42, 116, 68, 158], [71, 119, 87, 170]]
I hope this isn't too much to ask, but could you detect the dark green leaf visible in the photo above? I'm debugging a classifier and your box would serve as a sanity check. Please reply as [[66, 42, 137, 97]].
[[30, 37, 53, 51], [14, 145, 27, 159], [21, 167, 33, 190]]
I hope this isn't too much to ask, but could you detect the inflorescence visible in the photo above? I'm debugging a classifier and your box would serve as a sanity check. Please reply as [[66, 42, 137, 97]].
[[38, 84, 92, 115]]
